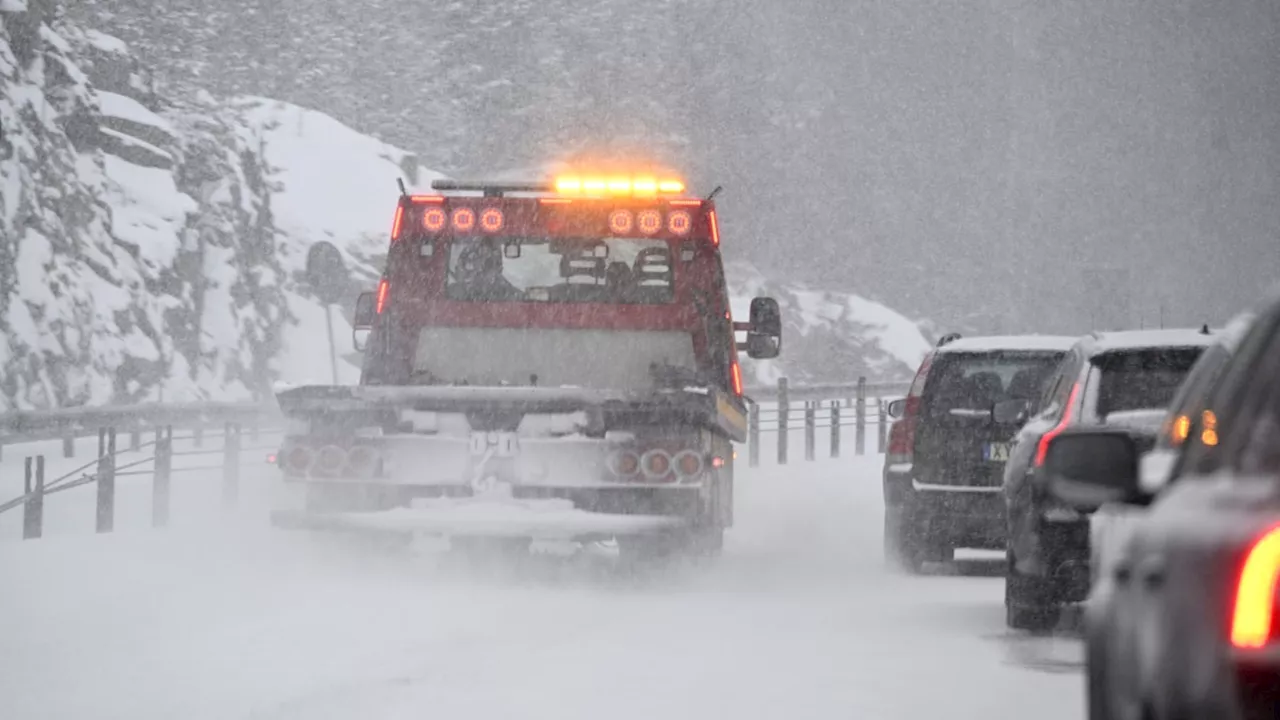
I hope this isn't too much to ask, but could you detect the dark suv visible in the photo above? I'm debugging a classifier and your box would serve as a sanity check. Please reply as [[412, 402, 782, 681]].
[[1041, 292, 1280, 719], [1000, 328, 1214, 630], [883, 334, 1075, 572]]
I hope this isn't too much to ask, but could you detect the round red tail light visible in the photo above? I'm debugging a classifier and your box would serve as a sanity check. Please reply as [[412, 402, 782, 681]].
[[345, 445, 379, 477], [315, 445, 348, 475], [609, 450, 641, 478], [641, 449, 673, 480], [674, 450, 704, 478]]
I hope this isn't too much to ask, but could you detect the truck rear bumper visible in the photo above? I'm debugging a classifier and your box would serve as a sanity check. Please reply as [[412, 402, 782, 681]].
[[271, 498, 687, 540]]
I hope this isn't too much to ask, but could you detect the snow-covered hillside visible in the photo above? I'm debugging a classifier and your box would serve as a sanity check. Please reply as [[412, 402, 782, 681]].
[[0, 8, 927, 409]]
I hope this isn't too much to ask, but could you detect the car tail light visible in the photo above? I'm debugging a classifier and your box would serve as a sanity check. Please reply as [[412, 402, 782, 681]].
[[1034, 383, 1082, 467], [641, 449, 673, 480], [344, 445, 380, 477], [1231, 526, 1280, 649], [674, 450, 704, 478], [887, 352, 935, 463], [608, 450, 641, 478]]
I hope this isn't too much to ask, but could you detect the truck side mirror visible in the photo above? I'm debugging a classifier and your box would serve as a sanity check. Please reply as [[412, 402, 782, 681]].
[[746, 296, 782, 359], [352, 292, 375, 352]]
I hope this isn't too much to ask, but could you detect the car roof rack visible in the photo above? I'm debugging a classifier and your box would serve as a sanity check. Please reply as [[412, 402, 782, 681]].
[[936, 333, 962, 347]]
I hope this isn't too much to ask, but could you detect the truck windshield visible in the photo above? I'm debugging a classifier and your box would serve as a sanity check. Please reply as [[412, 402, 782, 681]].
[[446, 235, 674, 304]]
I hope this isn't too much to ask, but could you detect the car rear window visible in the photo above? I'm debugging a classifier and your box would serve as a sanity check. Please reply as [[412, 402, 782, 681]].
[[1092, 347, 1204, 417], [924, 351, 1064, 412]]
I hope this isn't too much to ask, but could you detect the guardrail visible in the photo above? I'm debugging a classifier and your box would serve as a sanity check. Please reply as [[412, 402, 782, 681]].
[[0, 377, 910, 540], [744, 376, 910, 466]]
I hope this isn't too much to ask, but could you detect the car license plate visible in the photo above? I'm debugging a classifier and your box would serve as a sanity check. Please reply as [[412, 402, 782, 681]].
[[984, 442, 1011, 462]]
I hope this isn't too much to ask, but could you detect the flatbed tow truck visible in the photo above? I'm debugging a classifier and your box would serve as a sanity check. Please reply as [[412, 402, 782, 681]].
[[270, 171, 782, 559]]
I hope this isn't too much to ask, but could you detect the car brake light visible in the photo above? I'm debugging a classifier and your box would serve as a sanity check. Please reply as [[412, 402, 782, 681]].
[[1231, 525, 1280, 649], [887, 352, 935, 462], [375, 278, 390, 314], [1034, 383, 1081, 467], [390, 205, 405, 242]]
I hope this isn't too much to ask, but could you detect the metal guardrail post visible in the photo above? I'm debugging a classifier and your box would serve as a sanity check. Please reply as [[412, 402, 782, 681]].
[[222, 423, 241, 508], [130, 428, 141, 451], [96, 428, 117, 534], [804, 401, 816, 461], [193, 425, 204, 448], [878, 400, 888, 453], [830, 401, 840, 458], [23, 456, 44, 540], [855, 377, 867, 456], [777, 377, 789, 465], [748, 401, 760, 468], [63, 435, 74, 458], [153, 426, 173, 528]]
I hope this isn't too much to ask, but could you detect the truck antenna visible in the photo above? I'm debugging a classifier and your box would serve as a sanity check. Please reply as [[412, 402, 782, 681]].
[[396, 178, 408, 197], [705, 185, 723, 202]]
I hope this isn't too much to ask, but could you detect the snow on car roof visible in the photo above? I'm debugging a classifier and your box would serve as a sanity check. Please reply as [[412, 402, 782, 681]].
[[936, 335, 1077, 353], [1087, 328, 1218, 353]]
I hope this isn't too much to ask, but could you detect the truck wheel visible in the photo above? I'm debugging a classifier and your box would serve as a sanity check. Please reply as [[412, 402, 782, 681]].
[[1005, 549, 1059, 632], [688, 525, 724, 557]]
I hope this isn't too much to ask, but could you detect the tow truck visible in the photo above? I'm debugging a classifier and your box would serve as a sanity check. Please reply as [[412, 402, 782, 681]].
[[270, 171, 782, 559]]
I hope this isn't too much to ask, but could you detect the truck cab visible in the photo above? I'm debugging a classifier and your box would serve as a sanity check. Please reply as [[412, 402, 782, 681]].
[[272, 172, 782, 559]]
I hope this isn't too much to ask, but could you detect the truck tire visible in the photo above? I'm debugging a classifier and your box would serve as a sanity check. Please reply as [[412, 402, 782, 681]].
[[1005, 549, 1059, 631]]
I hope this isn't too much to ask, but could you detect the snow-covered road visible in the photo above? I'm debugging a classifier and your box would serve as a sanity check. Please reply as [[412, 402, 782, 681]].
[[1, 451, 1084, 720]]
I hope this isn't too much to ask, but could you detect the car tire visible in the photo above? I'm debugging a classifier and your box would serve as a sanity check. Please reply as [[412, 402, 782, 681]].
[[1005, 548, 1060, 632], [885, 507, 950, 573]]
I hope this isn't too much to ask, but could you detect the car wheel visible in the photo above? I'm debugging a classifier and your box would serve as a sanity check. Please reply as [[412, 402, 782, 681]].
[[1005, 549, 1060, 631], [885, 507, 940, 574]]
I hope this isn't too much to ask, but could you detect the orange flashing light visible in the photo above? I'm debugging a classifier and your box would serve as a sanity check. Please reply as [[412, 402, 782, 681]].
[[1035, 383, 1081, 466], [1201, 410, 1220, 446], [390, 205, 405, 241], [539, 198, 573, 205], [1231, 525, 1280, 648], [554, 174, 686, 197], [708, 209, 721, 246], [1172, 414, 1192, 445], [668, 199, 702, 207], [730, 360, 744, 396], [375, 278, 390, 314]]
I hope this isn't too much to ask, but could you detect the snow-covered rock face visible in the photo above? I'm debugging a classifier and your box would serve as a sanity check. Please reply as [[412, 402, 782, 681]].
[[0, 9, 925, 409], [0, 10, 286, 409]]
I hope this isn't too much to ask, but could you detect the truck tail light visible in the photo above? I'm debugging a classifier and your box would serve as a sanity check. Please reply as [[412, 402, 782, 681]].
[[315, 445, 348, 475], [640, 449, 673, 480], [608, 450, 641, 478], [344, 445, 380, 477], [1231, 526, 1280, 649], [673, 450, 704, 478], [376, 278, 390, 314], [887, 352, 935, 464], [285, 446, 314, 474]]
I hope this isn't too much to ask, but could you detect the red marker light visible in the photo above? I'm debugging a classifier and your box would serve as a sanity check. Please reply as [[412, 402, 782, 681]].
[[410, 195, 444, 204], [730, 360, 743, 396], [375, 278, 390, 314], [452, 208, 476, 232], [637, 210, 662, 235], [480, 208, 504, 233], [422, 207, 447, 232], [668, 210, 692, 236], [609, 210, 634, 234], [390, 205, 405, 242], [708, 209, 720, 246]]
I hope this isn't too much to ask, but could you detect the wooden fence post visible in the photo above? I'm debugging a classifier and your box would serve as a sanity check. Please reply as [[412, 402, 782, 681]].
[[855, 377, 867, 456], [830, 400, 841, 458], [748, 401, 760, 468], [777, 377, 789, 465], [96, 428, 117, 534], [222, 423, 241, 509], [153, 426, 173, 528], [23, 456, 45, 540]]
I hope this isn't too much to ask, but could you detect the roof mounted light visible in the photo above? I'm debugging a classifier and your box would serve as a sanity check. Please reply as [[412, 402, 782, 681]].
[[553, 174, 687, 198]]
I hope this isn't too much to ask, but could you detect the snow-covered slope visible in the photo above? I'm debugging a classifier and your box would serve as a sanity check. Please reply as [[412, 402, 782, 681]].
[[0, 10, 925, 409]]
